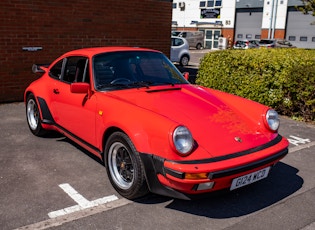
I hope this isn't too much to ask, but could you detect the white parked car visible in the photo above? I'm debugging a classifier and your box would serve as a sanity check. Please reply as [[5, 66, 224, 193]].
[[170, 36, 190, 66]]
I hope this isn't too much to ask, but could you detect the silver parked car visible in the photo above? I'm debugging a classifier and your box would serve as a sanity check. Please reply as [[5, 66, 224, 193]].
[[259, 39, 277, 48], [170, 36, 190, 66], [233, 40, 260, 49]]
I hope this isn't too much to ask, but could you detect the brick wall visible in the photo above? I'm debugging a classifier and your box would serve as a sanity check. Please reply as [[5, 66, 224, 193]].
[[0, 0, 172, 102]]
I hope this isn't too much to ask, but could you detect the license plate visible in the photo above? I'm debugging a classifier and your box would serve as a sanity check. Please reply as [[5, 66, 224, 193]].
[[230, 167, 271, 191]]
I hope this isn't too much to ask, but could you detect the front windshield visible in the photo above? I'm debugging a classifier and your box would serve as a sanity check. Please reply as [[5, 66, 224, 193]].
[[93, 51, 188, 91]]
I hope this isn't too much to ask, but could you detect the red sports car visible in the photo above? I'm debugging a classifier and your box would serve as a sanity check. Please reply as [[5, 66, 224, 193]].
[[25, 47, 289, 200]]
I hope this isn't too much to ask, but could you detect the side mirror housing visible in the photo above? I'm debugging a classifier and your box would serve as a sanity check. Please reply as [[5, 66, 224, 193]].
[[70, 82, 90, 94]]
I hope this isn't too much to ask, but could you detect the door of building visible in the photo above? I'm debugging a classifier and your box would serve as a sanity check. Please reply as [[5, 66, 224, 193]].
[[204, 29, 221, 49]]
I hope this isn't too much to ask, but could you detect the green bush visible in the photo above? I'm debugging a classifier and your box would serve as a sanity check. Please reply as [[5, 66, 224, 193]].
[[196, 48, 315, 121]]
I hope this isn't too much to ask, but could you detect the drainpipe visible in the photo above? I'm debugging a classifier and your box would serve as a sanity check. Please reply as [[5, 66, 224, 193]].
[[268, 0, 274, 39], [271, 0, 278, 39]]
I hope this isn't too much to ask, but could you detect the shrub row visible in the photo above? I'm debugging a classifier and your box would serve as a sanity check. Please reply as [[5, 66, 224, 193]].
[[196, 48, 315, 121]]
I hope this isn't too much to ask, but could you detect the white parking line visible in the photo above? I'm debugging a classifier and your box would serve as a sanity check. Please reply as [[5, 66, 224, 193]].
[[48, 183, 119, 218], [15, 198, 132, 230], [289, 141, 315, 153]]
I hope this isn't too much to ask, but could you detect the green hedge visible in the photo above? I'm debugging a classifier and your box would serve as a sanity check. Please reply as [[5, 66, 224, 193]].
[[196, 48, 315, 121]]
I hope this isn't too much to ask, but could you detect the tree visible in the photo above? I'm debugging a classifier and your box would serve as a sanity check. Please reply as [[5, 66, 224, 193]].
[[297, 0, 315, 16]]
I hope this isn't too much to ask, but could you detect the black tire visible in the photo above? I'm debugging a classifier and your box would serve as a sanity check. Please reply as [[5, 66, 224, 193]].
[[26, 94, 47, 136], [180, 55, 189, 66], [196, 43, 203, 50], [105, 132, 149, 199]]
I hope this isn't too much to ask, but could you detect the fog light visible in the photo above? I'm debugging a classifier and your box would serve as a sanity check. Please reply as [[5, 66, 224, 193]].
[[185, 173, 208, 180], [196, 182, 214, 191]]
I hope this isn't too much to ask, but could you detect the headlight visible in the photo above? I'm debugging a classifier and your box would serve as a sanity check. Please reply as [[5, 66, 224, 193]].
[[265, 109, 280, 131], [173, 126, 194, 155]]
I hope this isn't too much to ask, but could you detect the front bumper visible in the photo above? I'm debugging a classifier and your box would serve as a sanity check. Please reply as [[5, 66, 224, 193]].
[[139, 135, 289, 200]]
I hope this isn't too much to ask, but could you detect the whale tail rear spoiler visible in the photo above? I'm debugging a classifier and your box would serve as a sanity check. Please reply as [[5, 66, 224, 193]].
[[32, 64, 50, 73]]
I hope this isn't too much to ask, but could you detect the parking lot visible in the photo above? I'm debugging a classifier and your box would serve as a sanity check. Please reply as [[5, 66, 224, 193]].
[[1, 52, 315, 230]]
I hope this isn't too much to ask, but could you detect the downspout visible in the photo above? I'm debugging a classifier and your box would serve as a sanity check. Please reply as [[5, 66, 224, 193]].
[[271, 0, 279, 39], [268, 0, 274, 39]]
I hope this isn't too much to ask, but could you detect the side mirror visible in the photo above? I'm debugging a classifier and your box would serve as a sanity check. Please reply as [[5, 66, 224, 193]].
[[70, 82, 90, 94], [183, 72, 189, 80]]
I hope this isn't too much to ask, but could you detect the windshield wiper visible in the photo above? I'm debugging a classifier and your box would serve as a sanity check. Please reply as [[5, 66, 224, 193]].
[[128, 81, 153, 89], [96, 83, 131, 90]]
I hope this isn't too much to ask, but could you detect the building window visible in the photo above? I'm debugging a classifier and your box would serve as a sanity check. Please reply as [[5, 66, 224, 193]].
[[172, 3, 177, 9], [288, 36, 296, 41], [255, 35, 261, 39], [215, 0, 222, 6], [200, 1, 206, 7], [246, 34, 252, 39], [237, 34, 243, 39], [207, 1, 214, 7], [312, 37, 315, 42], [300, 36, 308, 41], [200, 0, 221, 8]]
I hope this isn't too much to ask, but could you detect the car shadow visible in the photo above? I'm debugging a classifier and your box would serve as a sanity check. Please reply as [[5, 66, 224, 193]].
[[136, 162, 303, 218], [56, 136, 104, 165]]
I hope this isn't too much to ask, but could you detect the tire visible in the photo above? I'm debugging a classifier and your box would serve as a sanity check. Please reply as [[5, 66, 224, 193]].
[[26, 94, 47, 136], [196, 43, 203, 50], [180, 55, 189, 66], [105, 132, 149, 199]]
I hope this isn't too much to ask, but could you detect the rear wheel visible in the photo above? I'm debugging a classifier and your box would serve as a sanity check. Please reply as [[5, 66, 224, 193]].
[[196, 43, 203, 50], [180, 55, 189, 66], [105, 132, 149, 199], [26, 94, 47, 136]]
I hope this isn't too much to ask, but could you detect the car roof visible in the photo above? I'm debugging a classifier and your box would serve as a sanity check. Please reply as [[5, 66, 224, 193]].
[[61, 47, 161, 58]]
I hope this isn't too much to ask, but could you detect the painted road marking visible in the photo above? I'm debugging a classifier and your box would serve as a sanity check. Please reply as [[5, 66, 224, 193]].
[[288, 135, 311, 146], [48, 183, 118, 218], [15, 198, 132, 230]]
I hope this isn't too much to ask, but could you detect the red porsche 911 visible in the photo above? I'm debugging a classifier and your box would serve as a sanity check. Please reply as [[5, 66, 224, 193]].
[[25, 47, 289, 200]]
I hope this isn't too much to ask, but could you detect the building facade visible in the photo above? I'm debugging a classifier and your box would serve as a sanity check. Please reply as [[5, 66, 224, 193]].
[[172, 0, 315, 49], [0, 0, 172, 103]]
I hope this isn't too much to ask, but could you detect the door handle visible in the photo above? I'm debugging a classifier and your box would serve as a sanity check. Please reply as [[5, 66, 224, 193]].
[[53, 89, 60, 94]]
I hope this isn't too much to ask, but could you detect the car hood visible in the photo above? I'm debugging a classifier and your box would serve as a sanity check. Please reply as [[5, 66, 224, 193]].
[[107, 84, 274, 158]]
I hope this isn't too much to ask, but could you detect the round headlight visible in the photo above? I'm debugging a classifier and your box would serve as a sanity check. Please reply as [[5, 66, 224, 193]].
[[266, 109, 280, 131], [173, 126, 194, 155]]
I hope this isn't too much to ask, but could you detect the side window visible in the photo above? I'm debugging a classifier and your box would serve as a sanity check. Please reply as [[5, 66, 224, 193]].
[[174, 38, 184, 46], [49, 60, 63, 80], [63, 57, 89, 83]]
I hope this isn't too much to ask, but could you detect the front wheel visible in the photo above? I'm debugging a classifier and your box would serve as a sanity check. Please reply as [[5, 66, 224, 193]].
[[105, 132, 149, 199], [26, 94, 47, 136]]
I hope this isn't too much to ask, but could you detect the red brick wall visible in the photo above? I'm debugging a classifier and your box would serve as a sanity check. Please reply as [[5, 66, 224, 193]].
[[0, 0, 172, 102], [261, 29, 285, 39]]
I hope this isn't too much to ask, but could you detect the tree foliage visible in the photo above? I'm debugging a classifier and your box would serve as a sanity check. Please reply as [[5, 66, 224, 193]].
[[297, 0, 315, 16]]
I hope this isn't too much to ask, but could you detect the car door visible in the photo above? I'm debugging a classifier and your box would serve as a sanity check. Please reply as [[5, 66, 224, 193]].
[[50, 56, 97, 147]]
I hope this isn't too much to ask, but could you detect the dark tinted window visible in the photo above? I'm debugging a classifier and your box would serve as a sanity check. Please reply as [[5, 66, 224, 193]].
[[172, 38, 184, 46], [93, 51, 187, 91], [49, 60, 63, 79], [63, 57, 89, 83]]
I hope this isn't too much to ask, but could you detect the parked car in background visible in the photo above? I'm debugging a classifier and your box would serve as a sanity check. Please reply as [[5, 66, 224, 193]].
[[275, 39, 296, 48], [259, 39, 296, 48], [172, 31, 204, 50], [259, 39, 276, 48], [171, 36, 190, 66], [233, 40, 260, 49]]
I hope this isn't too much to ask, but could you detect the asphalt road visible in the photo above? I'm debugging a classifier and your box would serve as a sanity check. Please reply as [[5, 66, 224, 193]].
[[1, 51, 315, 230]]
